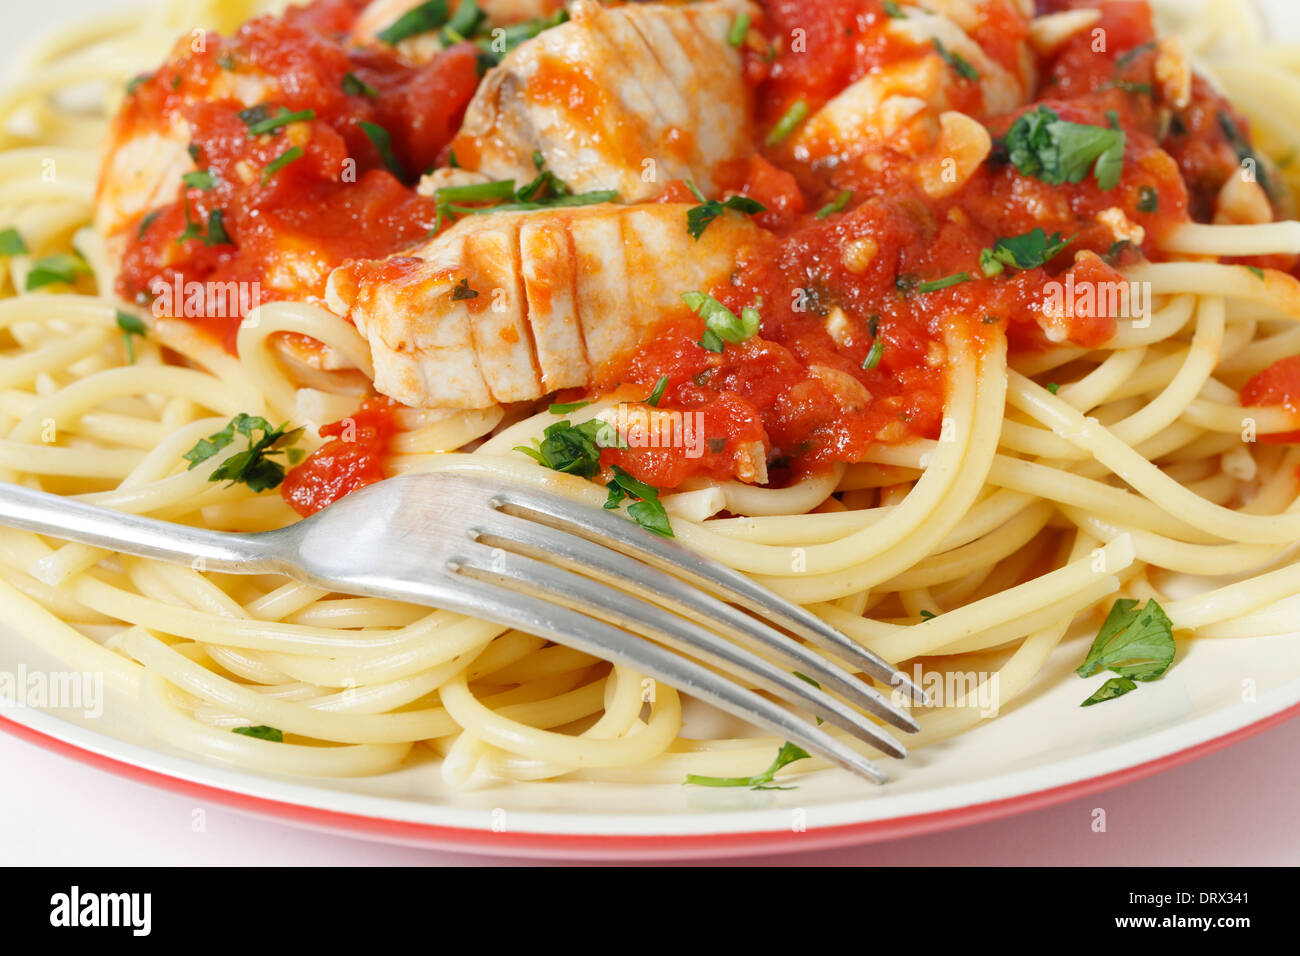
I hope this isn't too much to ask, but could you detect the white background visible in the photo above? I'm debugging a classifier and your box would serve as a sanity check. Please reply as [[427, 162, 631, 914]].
[[1, 0, 1297, 866]]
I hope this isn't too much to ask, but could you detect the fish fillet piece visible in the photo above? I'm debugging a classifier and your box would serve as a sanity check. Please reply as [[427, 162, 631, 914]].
[[326, 203, 762, 409], [450, 0, 756, 202]]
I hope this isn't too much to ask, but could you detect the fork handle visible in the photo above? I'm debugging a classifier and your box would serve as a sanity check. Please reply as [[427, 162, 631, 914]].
[[0, 481, 279, 573]]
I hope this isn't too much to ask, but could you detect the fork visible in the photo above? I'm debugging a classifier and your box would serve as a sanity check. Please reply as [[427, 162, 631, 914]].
[[0, 471, 928, 783]]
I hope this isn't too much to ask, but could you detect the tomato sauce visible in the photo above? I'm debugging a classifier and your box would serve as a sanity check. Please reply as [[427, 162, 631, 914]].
[[282, 396, 399, 516], [114, 0, 478, 351], [106, 0, 1297, 509], [1241, 357, 1300, 445]]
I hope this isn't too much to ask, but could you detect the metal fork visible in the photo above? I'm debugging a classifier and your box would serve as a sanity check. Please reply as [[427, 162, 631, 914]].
[[0, 472, 927, 783]]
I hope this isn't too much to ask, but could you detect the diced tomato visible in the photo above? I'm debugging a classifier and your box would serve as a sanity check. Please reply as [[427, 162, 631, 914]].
[[1242, 356, 1300, 444]]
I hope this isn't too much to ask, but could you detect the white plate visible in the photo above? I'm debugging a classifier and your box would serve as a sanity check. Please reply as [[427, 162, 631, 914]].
[[2, 0, 1298, 859]]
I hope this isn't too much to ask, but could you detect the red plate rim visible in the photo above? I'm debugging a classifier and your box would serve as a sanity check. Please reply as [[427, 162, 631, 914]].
[[3, 701, 1298, 860]]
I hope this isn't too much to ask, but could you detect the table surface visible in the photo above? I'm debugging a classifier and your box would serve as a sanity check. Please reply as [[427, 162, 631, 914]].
[[3, 0, 1298, 866]]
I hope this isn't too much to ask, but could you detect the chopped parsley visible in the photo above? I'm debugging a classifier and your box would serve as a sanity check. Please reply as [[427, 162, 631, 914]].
[[178, 205, 231, 247], [514, 418, 620, 480], [603, 465, 673, 538], [434, 175, 614, 225], [1217, 111, 1278, 199], [1081, 677, 1138, 707], [684, 181, 766, 239], [358, 120, 407, 181], [980, 228, 1073, 276], [182, 169, 217, 190], [377, 0, 450, 45], [933, 38, 979, 81], [1247, 265, 1266, 281], [233, 725, 284, 742], [916, 271, 976, 293], [474, 9, 569, 67], [765, 99, 809, 147], [646, 375, 669, 407], [882, 0, 907, 17], [682, 291, 759, 352], [1076, 598, 1176, 706], [727, 11, 751, 47], [342, 72, 379, 98], [182, 414, 305, 493], [684, 742, 811, 790], [1137, 185, 1160, 213], [548, 399, 591, 415], [262, 146, 304, 184], [137, 210, 162, 240], [441, 0, 486, 43], [116, 310, 146, 364], [125, 72, 152, 95], [24, 253, 91, 291], [997, 106, 1126, 191], [243, 106, 315, 137], [1046, 382, 1060, 395], [815, 190, 852, 219], [451, 277, 479, 300], [862, 337, 885, 370], [0, 227, 28, 257]]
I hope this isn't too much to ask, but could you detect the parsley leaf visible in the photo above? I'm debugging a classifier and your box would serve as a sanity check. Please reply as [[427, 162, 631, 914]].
[[182, 169, 217, 190], [1076, 597, 1176, 700], [815, 190, 852, 219], [685, 182, 766, 240], [682, 291, 759, 350], [684, 742, 812, 790], [24, 253, 91, 291], [1081, 677, 1138, 707], [933, 38, 979, 81], [183, 414, 304, 493], [998, 106, 1127, 191], [262, 145, 304, 184], [358, 120, 408, 181], [243, 107, 315, 137], [116, 310, 146, 364], [766, 99, 809, 147], [342, 72, 379, 97], [981, 228, 1073, 276], [451, 277, 479, 300], [233, 725, 284, 742], [646, 375, 669, 407], [916, 272, 976, 293], [377, 0, 450, 45], [514, 418, 621, 479], [604, 465, 673, 538], [0, 227, 27, 257], [1137, 185, 1159, 213]]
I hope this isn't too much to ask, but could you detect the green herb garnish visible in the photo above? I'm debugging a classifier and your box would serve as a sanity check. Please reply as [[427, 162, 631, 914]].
[[685, 182, 766, 239], [24, 253, 91, 291], [684, 742, 811, 790], [766, 99, 809, 147], [933, 38, 979, 81], [997, 105, 1127, 191], [183, 414, 305, 492], [377, 0, 450, 45], [682, 291, 759, 351], [1076, 598, 1176, 706], [233, 725, 284, 742], [603, 465, 673, 538], [116, 310, 146, 364]]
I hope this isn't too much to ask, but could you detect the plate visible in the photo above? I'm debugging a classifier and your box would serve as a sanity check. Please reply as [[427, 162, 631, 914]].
[[2, 0, 1298, 860]]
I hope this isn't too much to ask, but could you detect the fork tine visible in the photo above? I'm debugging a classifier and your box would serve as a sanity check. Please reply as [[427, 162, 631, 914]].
[[490, 484, 930, 704], [472, 512, 921, 733], [440, 568, 889, 783], [449, 544, 908, 760]]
